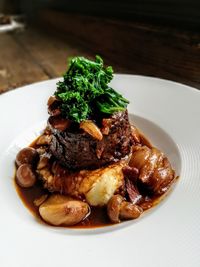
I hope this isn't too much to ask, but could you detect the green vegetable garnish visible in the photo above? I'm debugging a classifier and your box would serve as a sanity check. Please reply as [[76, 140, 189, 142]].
[[55, 55, 129, 123]]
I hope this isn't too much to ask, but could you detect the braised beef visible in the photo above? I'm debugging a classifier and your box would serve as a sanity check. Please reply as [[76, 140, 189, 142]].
[[49, 110, 133, 170]]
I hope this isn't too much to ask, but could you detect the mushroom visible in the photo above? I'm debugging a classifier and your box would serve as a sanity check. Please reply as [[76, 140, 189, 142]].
[[107, 195, 123, 223], [119, 202, 143, 220], [107, 195, 143, 223], [16, 164, 37, 188], [16, 147, 38, 167]]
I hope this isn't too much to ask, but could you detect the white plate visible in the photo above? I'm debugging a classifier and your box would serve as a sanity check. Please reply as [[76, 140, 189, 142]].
[[0, 75, 200, 267]]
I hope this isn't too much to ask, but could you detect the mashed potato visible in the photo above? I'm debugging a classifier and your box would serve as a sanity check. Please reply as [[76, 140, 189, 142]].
[[80, 161, 125, 206]]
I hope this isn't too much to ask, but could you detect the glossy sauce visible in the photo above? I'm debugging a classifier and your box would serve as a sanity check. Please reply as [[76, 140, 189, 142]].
[[14, 132, 168, 228], [15, 180, 113, 228]]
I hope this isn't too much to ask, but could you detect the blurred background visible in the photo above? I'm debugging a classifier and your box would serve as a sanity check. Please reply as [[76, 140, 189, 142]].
[[0, 0, 199, 93]]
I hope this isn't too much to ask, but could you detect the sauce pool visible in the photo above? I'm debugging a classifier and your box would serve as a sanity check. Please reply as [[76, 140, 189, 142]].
[[15, 180, 113, 228], [14, 130, 174, 228]]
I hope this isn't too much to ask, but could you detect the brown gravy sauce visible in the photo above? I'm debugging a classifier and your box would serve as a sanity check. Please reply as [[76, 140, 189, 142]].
[[14, 132, 171, 229], [15, 180, 113, 228]]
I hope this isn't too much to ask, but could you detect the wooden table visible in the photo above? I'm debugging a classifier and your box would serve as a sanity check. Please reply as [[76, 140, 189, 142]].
[[0, 15, 200, 94], [0, 28, 93, 93]]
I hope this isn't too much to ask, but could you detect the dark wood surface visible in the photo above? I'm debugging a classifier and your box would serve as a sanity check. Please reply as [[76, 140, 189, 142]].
[[0, 28, 91, 93], [0, 13, 200, 94]]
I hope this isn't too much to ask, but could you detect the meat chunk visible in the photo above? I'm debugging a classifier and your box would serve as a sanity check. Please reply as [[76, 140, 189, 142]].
[[49, 110, 133, 170], [125, 176, 142, 204]]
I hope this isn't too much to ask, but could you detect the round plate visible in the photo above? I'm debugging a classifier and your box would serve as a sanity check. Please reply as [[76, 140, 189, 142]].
[[0, 75, 199, 267]]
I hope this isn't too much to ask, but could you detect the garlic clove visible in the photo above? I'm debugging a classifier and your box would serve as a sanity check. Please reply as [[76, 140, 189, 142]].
[[39, 194, 90, 226], [80, 120, 103, 140]]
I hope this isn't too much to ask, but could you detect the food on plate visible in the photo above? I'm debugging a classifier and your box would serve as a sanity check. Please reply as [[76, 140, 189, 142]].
[[38, 194, 90, 226], [49, 110, 132, 170], [15, 56, 177, 228]]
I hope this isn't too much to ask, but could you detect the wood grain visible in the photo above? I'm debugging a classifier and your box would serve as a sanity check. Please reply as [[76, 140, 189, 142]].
[[11, 29, 92, 78], [0, 32, 48, 93], [0, 12, 199, 93], [0, 29, 92, 93], [39, 10, 200, 89]]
